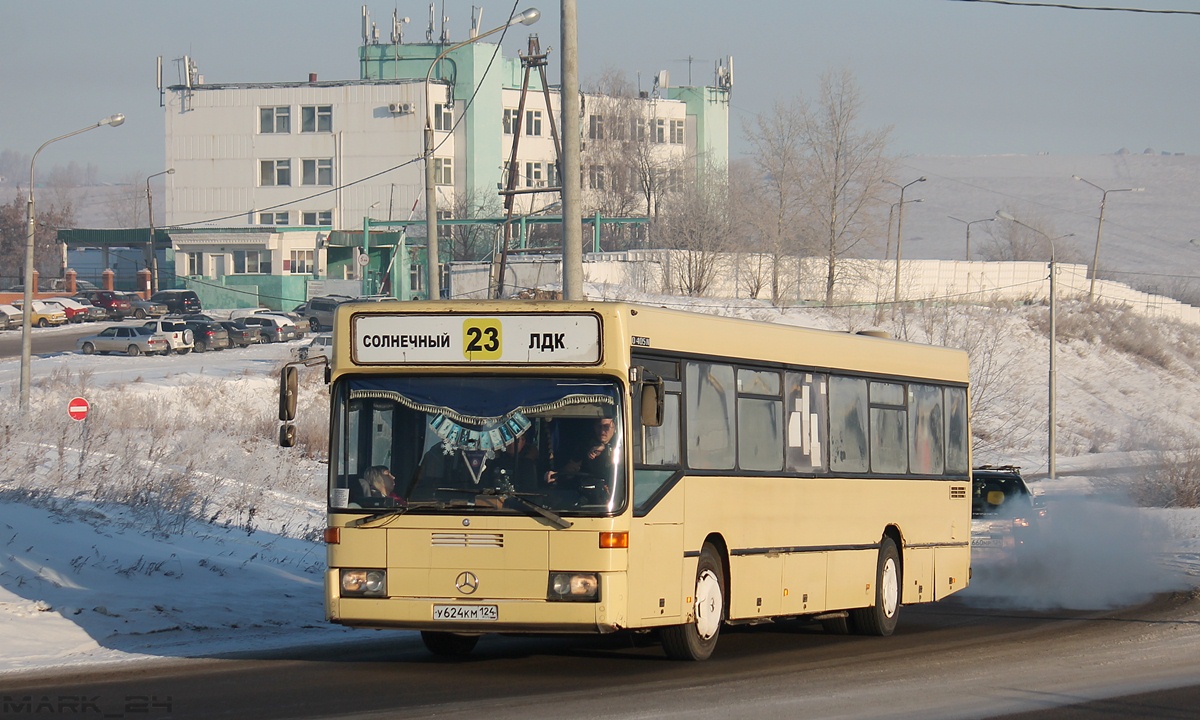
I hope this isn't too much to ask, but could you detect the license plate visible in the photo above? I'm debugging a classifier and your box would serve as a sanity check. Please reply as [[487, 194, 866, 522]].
[[433, 604, 498, 621]]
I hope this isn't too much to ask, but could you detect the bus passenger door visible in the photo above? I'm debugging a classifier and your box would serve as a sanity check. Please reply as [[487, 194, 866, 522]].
[[628, 487, 684, 624]]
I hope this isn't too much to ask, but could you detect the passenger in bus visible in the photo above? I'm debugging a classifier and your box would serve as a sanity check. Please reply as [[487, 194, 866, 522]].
[[484, 433, 542, 492], [363, 465, 404, 505]]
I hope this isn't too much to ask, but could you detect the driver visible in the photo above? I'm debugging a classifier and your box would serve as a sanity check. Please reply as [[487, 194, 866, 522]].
[[546, 417, 616, 492]]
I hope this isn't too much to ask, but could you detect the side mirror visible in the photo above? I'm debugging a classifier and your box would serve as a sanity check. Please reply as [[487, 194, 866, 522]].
[[280, 365, 298, 421], [279, 423, 297, 448], [639, 375, 664, 428]]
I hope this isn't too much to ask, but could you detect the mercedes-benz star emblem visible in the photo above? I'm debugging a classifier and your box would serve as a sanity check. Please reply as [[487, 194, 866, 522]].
[[455, 571, 479, 595]]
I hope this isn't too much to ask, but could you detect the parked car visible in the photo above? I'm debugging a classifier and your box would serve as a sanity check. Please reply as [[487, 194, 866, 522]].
[[183, 320, 230, 352], [150, 289, 202, 315], [297, 332, 333, 361], [254, 310, 307, 339], [218, 320, 262, 347], [118, 292, 168, 319], [304, 294, 354, 332], [0, 303, 23, 330], [85, 290, 134, 319], [13, 300, 68, 328], [241, 315, 297, 343], [41, 297, 93, 324], [68, 297, 110, 322], [141, 319, 195, 354], [971, 465, 1046, 565], [77, 325, 170, 356]]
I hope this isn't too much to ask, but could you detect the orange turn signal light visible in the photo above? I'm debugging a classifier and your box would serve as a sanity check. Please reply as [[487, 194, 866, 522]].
[[324, 527, 341, 544], [599, 531, 628, 549]]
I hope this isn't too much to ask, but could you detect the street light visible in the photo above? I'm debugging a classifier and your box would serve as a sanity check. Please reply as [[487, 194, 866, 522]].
[[947, 216, 993, 261], [424, 7, 539, 300], [146, 168, 174, 295], [21, 113, 125, 412], [1072, 175, 1144, 302], [886, 199, 922, 261], [995, 210, 1073, 480], [885, 176, 925, 305]]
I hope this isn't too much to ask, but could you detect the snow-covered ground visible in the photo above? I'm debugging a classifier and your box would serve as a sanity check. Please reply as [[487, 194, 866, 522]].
[[1, 292, 1199, 678]]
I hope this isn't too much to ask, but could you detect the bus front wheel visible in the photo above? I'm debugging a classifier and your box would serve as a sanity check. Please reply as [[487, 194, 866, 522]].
[[662, 543, 725, 661], [421, 630, 479, 657], [850, 536, 901, 636]]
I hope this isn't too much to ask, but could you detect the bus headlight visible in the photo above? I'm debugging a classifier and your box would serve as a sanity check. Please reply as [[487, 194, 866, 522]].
[[547, 572, 600, 602], [341, 569, 386, 597]]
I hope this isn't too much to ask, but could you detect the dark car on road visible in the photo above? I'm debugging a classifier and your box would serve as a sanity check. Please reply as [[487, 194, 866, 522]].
[[219, 320, 262, 347], [184, 320, 230, 352], [971, 465, 1046, 565]]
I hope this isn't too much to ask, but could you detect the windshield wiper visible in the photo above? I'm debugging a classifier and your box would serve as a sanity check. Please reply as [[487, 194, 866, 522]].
[[438, 487, 573, 529], [347, 501, 440, 528]]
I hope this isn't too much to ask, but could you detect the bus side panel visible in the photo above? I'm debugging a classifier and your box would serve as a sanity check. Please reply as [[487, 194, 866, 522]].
[[628, 489, 685, 625], [824, 549, 877, 610], [902, 547, 935, 604], [728, 554, 784, 619], [781, 552, 828, 615], [935, 545, 970, 600]]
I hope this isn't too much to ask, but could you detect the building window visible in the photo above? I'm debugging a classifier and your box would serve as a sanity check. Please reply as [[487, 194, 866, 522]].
[[302, 210, 333, 226], [259, 106, 290, 134], [434, 157, 453, 185], [630, 118, 646, 143], [588, 164, 605, 191], [302, 158, 334, 186], [437, 209, 453, 241], [259, 211, 289, 226], [185, 252, 203, 276], [503, 108, 517, 135], [525, 162, 543, 187], [670, 119, 685, 144], [290, 250, 314, 275], [260, 159, 291, 187], [525, 109, 542, 136], [547, 162, 560, 188], [652, 119, 666, 144], [301, 105, 333, 133], [588, 114, 604, 140], [434, 103, 453, 131], [233, 250, 269, 274]]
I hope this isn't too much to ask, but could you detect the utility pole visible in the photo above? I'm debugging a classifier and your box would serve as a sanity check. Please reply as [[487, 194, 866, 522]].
[[560, 0, 583, 300]]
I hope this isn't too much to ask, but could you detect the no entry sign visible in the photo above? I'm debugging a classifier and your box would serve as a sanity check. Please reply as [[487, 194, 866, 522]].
[[68, 396, 90, 421]]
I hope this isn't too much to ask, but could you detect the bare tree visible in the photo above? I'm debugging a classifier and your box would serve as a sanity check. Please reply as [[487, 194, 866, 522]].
[[656, 161, 731, 296], [799, 69, 893, 305], [0, 189, 77, 283], [983, 210, 1085, 264], [447, 189, 503, 262], [104, 171, 149, 228], [744, 98, 807, 305]]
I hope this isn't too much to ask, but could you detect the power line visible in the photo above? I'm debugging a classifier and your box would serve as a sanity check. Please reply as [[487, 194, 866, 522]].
[[950, 0, 1200, 15]]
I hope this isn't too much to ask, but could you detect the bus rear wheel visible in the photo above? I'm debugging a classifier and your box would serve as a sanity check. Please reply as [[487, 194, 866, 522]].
[[420, 631, 479, 657], [662, 543, 724, 661], [849, 536, 901, 636]]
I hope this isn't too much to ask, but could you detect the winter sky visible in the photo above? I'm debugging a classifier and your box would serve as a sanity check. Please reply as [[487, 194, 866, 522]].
[[2, 0, 1198, 181]]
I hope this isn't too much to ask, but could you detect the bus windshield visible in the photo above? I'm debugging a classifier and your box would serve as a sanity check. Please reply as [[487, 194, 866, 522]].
[[330, 376, 625, 517]]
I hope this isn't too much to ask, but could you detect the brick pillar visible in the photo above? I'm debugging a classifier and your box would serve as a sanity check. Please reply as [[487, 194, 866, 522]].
[[31, 270, 39, 296], [64, 269, 77, 295], [137, 269, 152, 298], [101, 269, 115, 291]]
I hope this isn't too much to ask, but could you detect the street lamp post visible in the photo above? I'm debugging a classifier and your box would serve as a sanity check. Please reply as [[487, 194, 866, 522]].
[[996, 211, 1072, 479], [947, 216, 993, 261], [886, 176, 925, 305], [1072, 175, 1143, 302], [146, 168, 174, 295], [886, 199, 922, 261], [21, 114, 125, 412], [423, 7, 539, 300]]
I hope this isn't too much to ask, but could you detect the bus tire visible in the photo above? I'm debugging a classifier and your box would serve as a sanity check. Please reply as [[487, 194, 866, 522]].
[[850, 536, 901, 636], [662, 543, 724, 661], [420, 631, 479, 657]]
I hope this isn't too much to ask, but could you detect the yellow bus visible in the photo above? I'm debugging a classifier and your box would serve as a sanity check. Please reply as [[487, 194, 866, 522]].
[[279, 300, 972, 660]]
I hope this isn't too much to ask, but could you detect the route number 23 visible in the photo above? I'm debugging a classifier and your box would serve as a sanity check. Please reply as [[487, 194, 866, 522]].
[[463, 319, 502, 360]]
